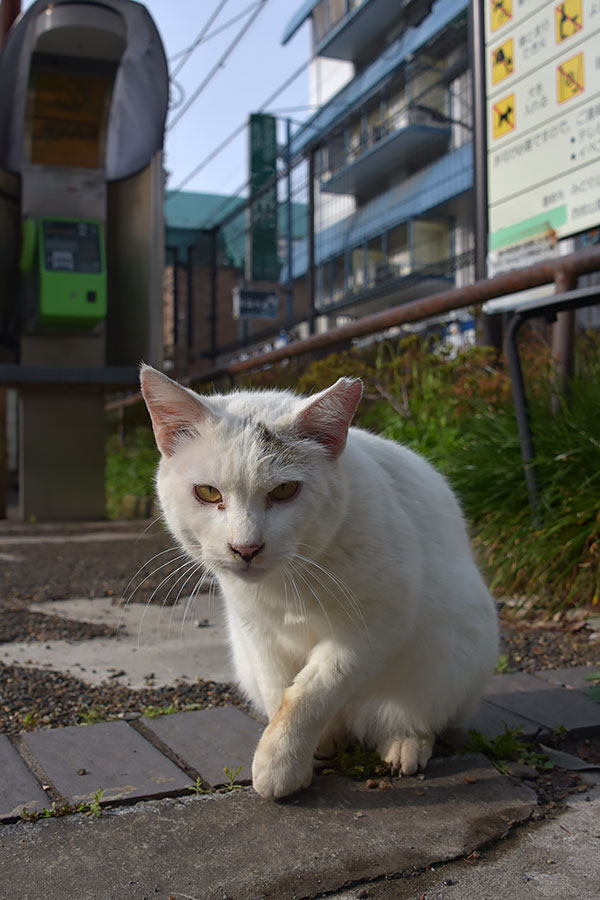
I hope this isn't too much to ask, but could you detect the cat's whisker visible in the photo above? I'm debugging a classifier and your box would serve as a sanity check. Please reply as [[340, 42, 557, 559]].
[[281, 564, 309, 633], [165, 560, 205, 641], [294, 550, 370, 638], [287, 559, 334, 636], [180, 565, 214, 645], [116, 548, 184, 636], [282, 563, 307, 625], [135, 514, 165, 540], [295, 543, 367, 627], [136, 558, 197, 650]]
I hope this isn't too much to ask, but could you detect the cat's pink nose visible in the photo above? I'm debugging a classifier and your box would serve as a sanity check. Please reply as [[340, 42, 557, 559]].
[[229, 543, 265, 563]]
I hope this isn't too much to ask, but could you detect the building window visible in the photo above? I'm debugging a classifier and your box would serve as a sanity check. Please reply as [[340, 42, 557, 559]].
[[330, 0, 348, 30], [332, 254, 346, 302], [317, 262, 331, 308], [388, 224, 410, 278], [412, 219, 450, 271], [366, 235, 383, 286], [313, 0, 329, 44], [350, 246, 365, 293]]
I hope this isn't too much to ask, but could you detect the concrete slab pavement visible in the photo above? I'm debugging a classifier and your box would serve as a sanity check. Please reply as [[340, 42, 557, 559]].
[[1, 519, 599, 899], [0, 755, 538, 900], [1, 596, 232, 687]]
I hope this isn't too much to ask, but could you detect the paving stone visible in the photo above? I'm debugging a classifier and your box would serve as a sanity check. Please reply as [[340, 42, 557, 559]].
[[484, 671, 600, 733], [0, 753, 537, 900], [19, 721, 191, 805], [462, 698, 541, 739], [0, 734, 49, 820], [534, 665, 599, 694], [142, 705, 263, 786]]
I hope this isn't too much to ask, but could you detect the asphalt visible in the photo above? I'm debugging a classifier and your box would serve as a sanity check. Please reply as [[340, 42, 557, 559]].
[[0, 519, 599, 900]]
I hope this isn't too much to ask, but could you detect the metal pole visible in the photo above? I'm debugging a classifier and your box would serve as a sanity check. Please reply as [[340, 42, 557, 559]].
[[286, 118, 294, 327], [186, 246, 194, 361], [470, 0, 487, 282], [308, 147, 316, 335], [210, 227, 218, 363], [469, 0, 502, 350], [0, 0, 21, 517], [505, 312, 540, 522], [551, 270, 577, 409]]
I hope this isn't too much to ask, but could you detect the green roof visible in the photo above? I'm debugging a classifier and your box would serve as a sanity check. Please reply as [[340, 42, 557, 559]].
[[164, 189, 307, 269]]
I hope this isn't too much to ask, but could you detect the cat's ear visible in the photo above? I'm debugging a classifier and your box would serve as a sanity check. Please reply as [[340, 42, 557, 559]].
[[295, 377, 363, 459], [140, 365, 215, 457]]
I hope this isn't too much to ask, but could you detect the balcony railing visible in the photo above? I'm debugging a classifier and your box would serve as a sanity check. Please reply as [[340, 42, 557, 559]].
[[319, 101, 450, 193]]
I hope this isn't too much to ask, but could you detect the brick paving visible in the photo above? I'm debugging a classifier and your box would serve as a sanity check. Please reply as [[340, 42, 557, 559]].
[[2, 668, 599, 822]]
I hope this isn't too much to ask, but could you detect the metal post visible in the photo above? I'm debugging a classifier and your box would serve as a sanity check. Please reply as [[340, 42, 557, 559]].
[[286, 118, 294, 327], [551, 270, 577, 408], [210, 227, 218, 363], [0, 0, 19, 517], [170, 247, 179, 348], [505, 312, 540, 522], [0, 389, 5, 518], [308, 147, 316, 335], [469, 0, 502, 350], [186, 245, 194, 360]]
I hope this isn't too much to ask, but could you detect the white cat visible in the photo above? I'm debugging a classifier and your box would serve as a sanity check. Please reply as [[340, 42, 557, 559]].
[[140, 366, 499, 800]]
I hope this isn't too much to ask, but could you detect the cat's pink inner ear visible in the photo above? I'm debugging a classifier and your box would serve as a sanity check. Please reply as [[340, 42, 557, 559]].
[[140, 366, 212, 457], [296, 377, 363, 459]]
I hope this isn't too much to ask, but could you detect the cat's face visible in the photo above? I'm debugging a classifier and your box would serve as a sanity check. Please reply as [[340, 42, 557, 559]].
[[140, 368, 363, 584]]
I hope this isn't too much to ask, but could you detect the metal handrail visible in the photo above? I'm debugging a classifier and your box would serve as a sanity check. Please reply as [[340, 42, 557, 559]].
[[105, 243, 600, 411]]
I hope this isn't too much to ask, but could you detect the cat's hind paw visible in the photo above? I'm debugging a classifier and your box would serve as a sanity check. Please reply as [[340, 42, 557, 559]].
[[379, 735, 434, 776]]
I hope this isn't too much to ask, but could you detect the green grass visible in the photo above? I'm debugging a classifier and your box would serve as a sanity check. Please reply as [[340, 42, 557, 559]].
[[105, 426, 159, 520]]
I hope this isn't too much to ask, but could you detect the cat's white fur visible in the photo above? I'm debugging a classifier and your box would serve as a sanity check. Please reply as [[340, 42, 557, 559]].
[[140, 366, 499, 800]]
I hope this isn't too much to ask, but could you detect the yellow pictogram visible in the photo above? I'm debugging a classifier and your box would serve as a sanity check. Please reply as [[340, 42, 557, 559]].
[[557, 52, 584, 103], [490, 0, 512, 32], [492, 94, 515, 138], [555, 0, 583, 43], [491, 39, 514, 85]]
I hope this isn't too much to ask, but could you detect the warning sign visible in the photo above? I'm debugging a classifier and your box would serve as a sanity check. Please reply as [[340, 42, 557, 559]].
[[490, 0, 512, 32], [491, 39, 514, 85], [557, 52, 585, 104], [492, 94, 515, 138], [555, 0, 583, 44]]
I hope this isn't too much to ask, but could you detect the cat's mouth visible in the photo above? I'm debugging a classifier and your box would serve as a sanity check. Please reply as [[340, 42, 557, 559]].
[[221, 561, 268, 582]]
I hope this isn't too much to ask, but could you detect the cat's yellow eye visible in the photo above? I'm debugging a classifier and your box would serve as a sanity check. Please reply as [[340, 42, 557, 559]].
[[194, 484, 223, 504], [269, 481, 300, 503]]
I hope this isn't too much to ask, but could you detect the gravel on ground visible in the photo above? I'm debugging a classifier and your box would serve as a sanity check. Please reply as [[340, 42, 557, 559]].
[[0, 520, 598, 738]]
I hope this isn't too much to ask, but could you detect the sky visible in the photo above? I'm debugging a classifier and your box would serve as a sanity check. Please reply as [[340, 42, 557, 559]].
[[20, 0, 313, 197]]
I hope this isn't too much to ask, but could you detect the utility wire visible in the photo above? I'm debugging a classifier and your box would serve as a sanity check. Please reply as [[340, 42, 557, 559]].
[[170, 0, 230, 80], [168, 56, 311, 197], [167, 0, 270, 133], [169, 1, 262, 65]]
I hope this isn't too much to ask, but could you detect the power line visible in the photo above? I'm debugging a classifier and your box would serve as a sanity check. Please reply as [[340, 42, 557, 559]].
[[169, 1, 263, 67], [167, 0, 270, 133], [170, 0, 230, 80], [168, 56, 311, 197]]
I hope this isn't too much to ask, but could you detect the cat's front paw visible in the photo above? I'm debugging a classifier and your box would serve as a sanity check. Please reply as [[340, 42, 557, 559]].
[[252, 727, 313, 800]]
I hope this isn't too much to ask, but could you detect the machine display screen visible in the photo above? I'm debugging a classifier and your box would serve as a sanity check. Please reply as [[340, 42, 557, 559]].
[[42, 221, 102, 274]]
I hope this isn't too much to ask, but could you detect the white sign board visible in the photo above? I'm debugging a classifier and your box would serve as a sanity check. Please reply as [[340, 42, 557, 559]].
[[485, 0, 600, 256]]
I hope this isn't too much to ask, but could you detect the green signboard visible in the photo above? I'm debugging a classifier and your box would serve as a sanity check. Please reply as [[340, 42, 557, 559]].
[[248, 113, 280, 283]]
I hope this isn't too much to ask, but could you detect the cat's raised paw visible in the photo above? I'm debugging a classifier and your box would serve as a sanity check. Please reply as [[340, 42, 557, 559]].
[[252, 754, 313, 800], [379, 735, 434, 776], [252, 726, 313, 799]]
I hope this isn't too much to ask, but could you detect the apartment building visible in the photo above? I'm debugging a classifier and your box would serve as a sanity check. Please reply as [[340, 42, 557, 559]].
[[283, 0, 476, 335]]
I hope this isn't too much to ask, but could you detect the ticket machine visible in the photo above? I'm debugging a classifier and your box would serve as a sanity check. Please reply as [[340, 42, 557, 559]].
[[0, 0, 169, 518]]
